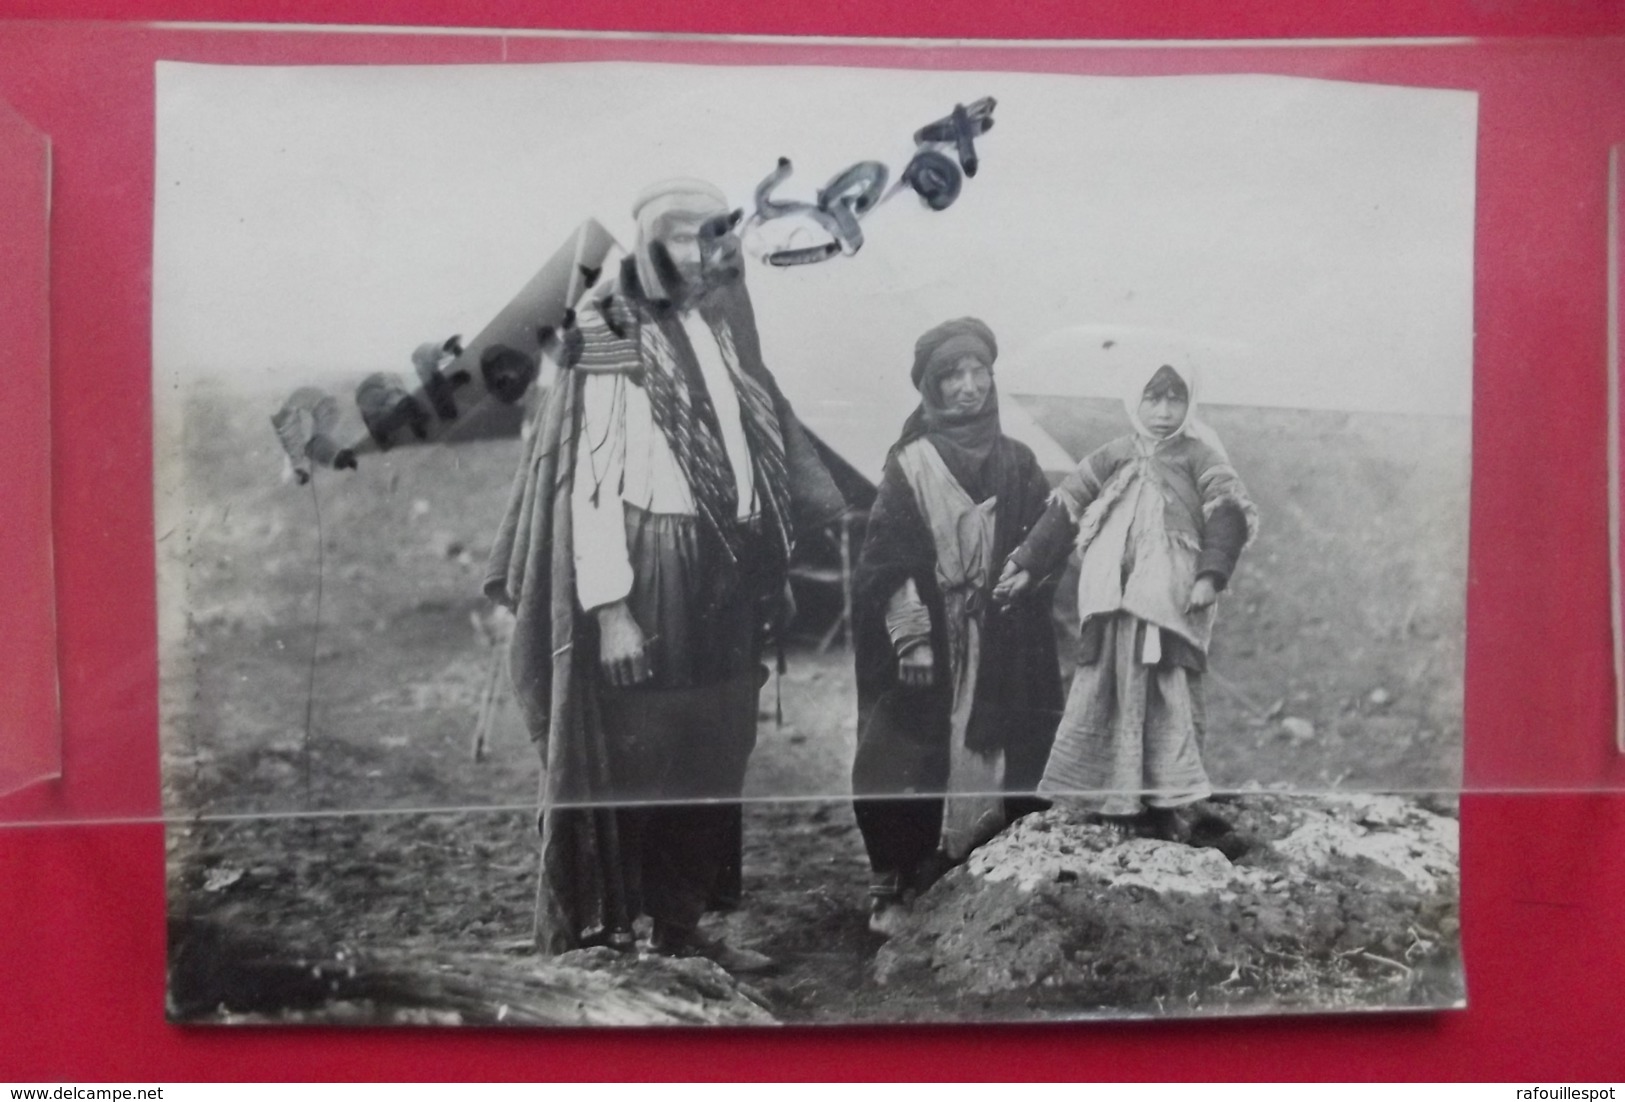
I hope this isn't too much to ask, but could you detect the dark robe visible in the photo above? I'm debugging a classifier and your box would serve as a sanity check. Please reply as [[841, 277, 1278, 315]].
[[849, 433, 1063, 886], [483, 261, 846, 953]]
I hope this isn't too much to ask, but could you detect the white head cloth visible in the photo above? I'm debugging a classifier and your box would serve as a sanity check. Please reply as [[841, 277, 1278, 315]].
[[1115, 354, 1230, 460], [630, 178, 730, 300]]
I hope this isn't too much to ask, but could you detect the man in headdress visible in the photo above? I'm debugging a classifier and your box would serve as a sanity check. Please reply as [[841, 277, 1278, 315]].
[[485, 179, 845, 973]]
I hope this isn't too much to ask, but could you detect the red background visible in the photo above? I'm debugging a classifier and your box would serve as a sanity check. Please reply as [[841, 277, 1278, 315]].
[[3, 1, 1625, 1081]]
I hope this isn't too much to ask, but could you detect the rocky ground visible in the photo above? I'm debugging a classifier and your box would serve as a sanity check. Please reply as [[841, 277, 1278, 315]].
[[168, 792, 1461, 1026], [870, 793, 1463, 1021], [163, 388, 1467, 1026]]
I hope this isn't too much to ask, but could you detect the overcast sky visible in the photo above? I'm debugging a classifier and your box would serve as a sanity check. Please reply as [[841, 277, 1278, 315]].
[[154, 59, 1476, 462]]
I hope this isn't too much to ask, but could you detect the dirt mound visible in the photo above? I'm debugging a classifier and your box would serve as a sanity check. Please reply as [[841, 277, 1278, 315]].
[[872, 795, 1463, 1017]]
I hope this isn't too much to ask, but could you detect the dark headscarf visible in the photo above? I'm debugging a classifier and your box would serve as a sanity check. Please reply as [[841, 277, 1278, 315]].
[[898, 317, 1003, 500]]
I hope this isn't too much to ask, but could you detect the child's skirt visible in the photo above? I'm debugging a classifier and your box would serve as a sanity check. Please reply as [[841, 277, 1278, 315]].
[[1038, 612, 1211, 816]]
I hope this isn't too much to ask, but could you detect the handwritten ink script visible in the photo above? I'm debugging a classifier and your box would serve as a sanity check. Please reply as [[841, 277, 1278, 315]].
[[271, 386, 357, 483], [748, 96, 996, 266], [270, 99, 998, 468]]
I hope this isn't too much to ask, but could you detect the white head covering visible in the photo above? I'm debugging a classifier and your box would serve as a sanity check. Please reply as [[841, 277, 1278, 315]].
[[631, 178, 729, 302], [633, 177, 728, 225], [1118, 355, 1230, 459]]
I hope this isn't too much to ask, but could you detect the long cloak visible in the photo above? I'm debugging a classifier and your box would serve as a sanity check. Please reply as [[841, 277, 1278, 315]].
[[850, 434, 1063, 803], [483, 269, 846, 953]]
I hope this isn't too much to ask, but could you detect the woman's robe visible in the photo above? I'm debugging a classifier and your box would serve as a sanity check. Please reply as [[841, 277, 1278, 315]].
[[850, 433, 1063, 837]]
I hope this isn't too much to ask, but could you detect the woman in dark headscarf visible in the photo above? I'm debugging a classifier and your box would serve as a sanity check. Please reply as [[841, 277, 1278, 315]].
[[850, 317, 1063, 936]]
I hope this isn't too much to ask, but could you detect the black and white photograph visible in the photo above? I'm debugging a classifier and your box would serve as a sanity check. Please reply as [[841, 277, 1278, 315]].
[[155, 55, 1474, 1025]]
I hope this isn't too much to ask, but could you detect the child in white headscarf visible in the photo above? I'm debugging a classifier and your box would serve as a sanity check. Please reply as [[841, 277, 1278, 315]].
[[993, 359, 1257, 837]]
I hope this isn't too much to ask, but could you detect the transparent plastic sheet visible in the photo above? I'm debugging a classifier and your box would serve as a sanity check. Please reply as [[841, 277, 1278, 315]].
[[0, 23, 1619, 838], [0, 94, 59, 800], [1612, 142, 1624, 754]]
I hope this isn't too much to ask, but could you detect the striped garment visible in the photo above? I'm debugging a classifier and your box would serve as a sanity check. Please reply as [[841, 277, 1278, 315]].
[[572, 271, 793, 597]]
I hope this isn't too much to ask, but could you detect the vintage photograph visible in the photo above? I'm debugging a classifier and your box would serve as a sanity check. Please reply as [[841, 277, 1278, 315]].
[[155, 56, 1474, 1024]]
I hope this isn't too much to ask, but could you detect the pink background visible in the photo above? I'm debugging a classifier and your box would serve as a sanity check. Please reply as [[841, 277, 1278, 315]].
[[2, 6, 1624, 1081]]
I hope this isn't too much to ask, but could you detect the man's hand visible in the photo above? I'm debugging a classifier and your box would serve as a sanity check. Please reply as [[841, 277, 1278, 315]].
[[1186, 575, 1220, 613], [596, 601, 653, 687], [992, 559, 1032, 607], [898, 643, 935, 688]]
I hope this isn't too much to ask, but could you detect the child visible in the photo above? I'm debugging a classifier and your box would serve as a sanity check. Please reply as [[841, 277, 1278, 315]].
[[992, 360, 1256, 838]]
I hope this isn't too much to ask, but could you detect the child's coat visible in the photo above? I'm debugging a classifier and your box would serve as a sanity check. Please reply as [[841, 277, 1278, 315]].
[[1009, 361, 1256, 813]]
